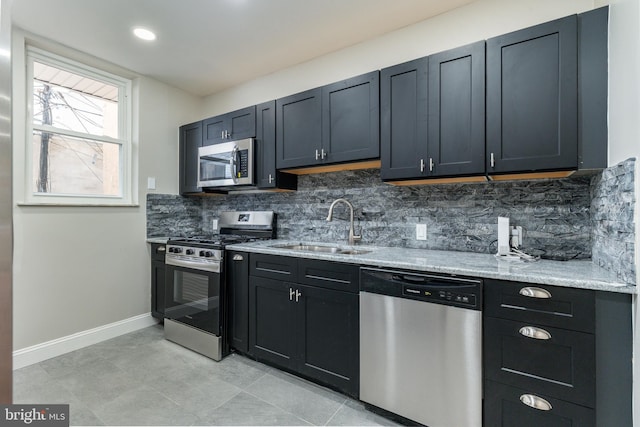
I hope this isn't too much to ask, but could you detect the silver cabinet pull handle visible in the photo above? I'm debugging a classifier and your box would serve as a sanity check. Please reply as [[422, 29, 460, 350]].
[[519, 326, 552, 340], [289, 288, 295, 301], [420, 159, 425, 172], [520, 394, 552, 411], [315, 149, 320, 160], [295, 289, 302, 302], [321, 149, 326, 159], [232, 254, 244, 261], [268, 174, 274, 184], [519, 287, 552, 299], [221, 131, 225, 138], [490, 152, 495, 168], [429, 158, 434, 172]]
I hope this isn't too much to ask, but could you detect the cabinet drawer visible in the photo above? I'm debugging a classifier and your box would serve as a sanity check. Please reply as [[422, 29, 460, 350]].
[[484, 316, 595, 408], [484, 380, 594, 427], [484, 279, 595, 333], [250, 253, 297, 281], [297, 258, 359, 293], [151, 243, 166, 261]]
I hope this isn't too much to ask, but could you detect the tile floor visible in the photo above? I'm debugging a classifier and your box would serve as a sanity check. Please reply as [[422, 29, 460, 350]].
[[13, 324, 399, 426]]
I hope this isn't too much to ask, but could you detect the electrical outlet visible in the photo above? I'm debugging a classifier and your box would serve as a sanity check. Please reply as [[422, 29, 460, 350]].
[[147, 177, 156, 190], [416, 224, 427, 240], [212, 219, 218, 231], [510, 226, 523, 248]]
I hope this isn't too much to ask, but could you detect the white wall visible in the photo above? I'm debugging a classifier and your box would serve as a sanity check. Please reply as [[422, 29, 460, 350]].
[[11, 29, 203, 349], [202, 0, 594, 116]]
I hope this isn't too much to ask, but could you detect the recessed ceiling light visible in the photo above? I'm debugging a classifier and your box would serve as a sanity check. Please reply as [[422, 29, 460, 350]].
[[133, 27, 156, 41]]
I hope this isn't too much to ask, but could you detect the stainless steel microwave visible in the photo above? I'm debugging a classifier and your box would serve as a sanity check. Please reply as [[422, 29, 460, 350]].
[[198, 138, 255, 189]]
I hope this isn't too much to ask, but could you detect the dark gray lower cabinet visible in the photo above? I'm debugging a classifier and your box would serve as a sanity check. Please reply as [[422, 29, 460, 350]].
[[227, 251, 250, 354], [483, 279, 632, 426], [484, 380, 594, 427], [249, 255, 359, 397], [150, 243, 166, 319]]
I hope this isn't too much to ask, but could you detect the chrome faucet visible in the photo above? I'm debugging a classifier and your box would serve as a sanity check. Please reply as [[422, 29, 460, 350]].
[[326, 198, 362, 245]]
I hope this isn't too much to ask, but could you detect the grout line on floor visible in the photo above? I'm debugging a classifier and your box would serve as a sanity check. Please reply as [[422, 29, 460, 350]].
[[324, 400, 346, 426]]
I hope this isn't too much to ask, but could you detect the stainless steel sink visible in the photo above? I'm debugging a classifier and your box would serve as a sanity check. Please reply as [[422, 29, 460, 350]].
[[270, 243, 371, 255]]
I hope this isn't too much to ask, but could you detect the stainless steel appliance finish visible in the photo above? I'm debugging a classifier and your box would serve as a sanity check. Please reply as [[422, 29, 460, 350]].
[[0, 0, 12, 404], [198, 138, 254, 189], [326, 198, 361, 245], [164, 211, 275, 362], [165, 245, 222, 273], [164, 319, 222, 361], [359, 268, 482, 427]]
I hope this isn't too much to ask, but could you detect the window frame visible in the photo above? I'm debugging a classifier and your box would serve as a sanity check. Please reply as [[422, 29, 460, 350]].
[[25, 46, 134, 206]]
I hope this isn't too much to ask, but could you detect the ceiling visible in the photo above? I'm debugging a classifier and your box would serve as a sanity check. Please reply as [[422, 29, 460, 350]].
[[12, 0, 475, 97]]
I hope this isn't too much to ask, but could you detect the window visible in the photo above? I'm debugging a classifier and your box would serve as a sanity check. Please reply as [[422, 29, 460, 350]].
[[26, 47, 133, 205]]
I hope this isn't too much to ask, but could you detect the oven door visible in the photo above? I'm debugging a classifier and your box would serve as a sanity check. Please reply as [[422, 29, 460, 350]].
[[165, 264, 222, 335], [198, 138, 254, 188]]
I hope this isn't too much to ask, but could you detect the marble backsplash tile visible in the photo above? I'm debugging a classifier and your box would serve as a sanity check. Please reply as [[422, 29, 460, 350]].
[[148, 170, 595, 261], [590, 158, 636, 284]]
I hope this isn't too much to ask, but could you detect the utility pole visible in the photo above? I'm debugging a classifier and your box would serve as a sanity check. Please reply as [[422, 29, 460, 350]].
[[37, 83, 51, 192]]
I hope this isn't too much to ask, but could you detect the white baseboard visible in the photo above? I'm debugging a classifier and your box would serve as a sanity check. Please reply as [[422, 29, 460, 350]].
[[13, 313, 159, 369]]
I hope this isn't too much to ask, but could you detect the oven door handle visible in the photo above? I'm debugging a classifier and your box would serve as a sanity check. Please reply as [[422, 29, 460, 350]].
[[166, 257, 221, 273], [230, 145, 238, 183]]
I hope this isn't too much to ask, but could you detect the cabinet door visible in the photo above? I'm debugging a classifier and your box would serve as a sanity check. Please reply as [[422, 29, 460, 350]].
[[296, 285, 359, 397], [486, 16, 577, 174], [256, 101, 277, 188], [428, 41, 485, 177], [380, 58, 428, 180], [249, 276, 297, 369], [276, 88, 322, 169], [227, 106, 256, 141], [322, 71, 379, 164], [484, 380, 594, 427], [227, 251, 250, 354], [151, 259, 166, 320], [179, 121, 202, 195], [202, 115, 226, 146], [484, 316, 595, 408]]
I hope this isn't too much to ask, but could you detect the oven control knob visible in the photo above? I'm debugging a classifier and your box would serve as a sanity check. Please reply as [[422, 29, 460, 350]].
[[186, 249, 194, 255], [174, 247, 183, 253], [199, 250, 205, 257], [204, 251, 213, 257]]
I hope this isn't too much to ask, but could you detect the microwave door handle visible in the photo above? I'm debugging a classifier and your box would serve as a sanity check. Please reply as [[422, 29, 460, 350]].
[[230, 145, 238, 182]]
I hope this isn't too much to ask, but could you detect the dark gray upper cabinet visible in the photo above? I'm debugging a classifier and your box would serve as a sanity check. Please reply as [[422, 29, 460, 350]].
[[380, 57, 428, 180], [578, 6, 608, 170], [486, 16, 578, 174], [381, 42, 485, 181], [256, 100, 297, 190], [276, 88, 322, 169], [277, 72, 380, 170], [428, 41, 485, 177], [179, 121, 202, 195], [322, 71, 379, 164], [203, 105, 256, 146]]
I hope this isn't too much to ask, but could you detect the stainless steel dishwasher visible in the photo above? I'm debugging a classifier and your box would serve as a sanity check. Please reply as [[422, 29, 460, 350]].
[[359, 267, 482, 427]]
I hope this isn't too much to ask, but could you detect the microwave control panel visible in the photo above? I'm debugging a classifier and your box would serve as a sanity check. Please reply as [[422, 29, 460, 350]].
[[237, 149, 249, 178]]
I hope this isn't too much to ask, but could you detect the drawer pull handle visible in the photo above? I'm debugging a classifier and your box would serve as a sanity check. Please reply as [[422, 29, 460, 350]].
[[520, 394, 552, 411], [519, 326, 552, 340], [519, 287, 551, 299]]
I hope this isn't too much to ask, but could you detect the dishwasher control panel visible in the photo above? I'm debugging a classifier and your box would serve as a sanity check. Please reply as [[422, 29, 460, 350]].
[[360, 267, 483, 311], [403, 286, 477, 308]]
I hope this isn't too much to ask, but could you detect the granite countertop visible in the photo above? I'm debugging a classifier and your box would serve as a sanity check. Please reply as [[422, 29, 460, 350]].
[[147, 236, 170, 244], [226, 240, 636, 294]]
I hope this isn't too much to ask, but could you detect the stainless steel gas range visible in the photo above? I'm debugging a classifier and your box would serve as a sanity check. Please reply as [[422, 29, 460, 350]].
[[164, 211, 275, 360]]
